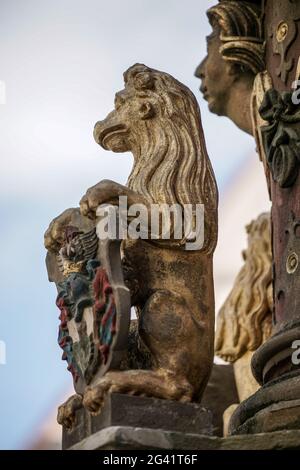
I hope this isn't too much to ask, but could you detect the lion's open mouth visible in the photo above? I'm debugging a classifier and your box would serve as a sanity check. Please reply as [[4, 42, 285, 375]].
[[96, 124, 128, 149]]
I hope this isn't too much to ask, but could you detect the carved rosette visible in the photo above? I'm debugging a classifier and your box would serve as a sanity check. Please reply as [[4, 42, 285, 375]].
[[259, 88, 300, 188]]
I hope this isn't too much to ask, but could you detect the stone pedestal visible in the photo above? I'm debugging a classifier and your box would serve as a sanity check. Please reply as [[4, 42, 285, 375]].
[[69, 426, 300, 450], [229, 0, 300, 435], [63, 393, 213, 450]]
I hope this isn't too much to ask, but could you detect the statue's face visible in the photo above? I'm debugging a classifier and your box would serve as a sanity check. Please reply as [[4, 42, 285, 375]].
[[93, 86, 155, 153], [195, 27, 235, 116]]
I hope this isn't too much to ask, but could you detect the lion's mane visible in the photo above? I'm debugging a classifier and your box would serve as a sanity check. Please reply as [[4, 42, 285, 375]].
[[123, 64, 218, 252], [215, 212, 273, 362]]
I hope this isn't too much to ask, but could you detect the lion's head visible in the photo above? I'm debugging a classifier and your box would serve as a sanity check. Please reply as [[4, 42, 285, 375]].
[[215, 212, 273, 362], [94, 63, 218, 252]]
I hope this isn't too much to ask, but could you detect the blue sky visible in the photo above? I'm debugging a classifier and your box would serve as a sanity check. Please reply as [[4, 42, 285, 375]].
[[0, 0, 254, 449]]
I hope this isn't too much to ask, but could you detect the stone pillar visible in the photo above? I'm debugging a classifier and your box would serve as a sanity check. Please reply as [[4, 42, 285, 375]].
[[230, 0, 300, 434]]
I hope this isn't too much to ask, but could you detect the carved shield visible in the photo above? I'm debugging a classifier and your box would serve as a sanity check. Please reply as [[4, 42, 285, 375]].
[[48, 207, 131, 394]]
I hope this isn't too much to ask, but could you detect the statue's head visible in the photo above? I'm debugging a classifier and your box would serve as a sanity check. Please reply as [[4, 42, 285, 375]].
[[195, 0, 264, 118], [94, 63, 210, 162], [94, 63, 218, 252]]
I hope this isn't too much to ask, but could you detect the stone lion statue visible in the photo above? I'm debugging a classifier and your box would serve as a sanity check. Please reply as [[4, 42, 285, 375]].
[[45, 64, 218, 424], [215, 212, 273, 405], [77, 63, 218, 413]]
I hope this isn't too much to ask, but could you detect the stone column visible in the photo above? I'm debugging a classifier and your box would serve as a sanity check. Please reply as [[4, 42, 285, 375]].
[[230, 0, 300, 434]]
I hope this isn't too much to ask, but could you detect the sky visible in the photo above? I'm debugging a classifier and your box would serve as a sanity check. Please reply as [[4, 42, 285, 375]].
[[0, 0, 255, 449]]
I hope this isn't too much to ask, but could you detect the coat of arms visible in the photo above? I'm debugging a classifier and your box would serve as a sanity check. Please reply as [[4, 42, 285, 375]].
[[45, 208, 131, 394]]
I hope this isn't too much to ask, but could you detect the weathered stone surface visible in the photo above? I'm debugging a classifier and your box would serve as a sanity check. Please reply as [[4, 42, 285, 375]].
[[63, 365, 239, 448], [63, 393, 213, 449], [70, 426, 300, 451], [234, 399, 300, 435], [229, 374, 300, 435]]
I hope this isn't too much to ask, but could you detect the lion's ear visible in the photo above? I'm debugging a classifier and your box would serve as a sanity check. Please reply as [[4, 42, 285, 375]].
[[138, 101, 155, 120]]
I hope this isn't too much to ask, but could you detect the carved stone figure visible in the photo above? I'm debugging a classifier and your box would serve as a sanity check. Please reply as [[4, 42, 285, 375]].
[[215, 212, 273, 403], [47, 64, 218, 424], [77, 64, 218, 414], [195, 0, 265, 135]]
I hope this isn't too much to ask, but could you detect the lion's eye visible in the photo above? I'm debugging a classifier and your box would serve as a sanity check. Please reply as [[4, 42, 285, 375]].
[[133, 72, 154, 91]]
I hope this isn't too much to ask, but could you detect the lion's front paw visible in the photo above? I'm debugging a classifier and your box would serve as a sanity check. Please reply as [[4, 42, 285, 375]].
[[82, 372, 131, 414], [83, 377, 113, 414], [57, 394, 83, 430], [80, 180, 123, 219]]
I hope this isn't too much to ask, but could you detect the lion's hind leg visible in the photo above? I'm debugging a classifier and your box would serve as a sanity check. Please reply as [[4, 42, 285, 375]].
[[139, 289, 211, 393], [83, 368, 192, 414], [83, 289, 208, 415]]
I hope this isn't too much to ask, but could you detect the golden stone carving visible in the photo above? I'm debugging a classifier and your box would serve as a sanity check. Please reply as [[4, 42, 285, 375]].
[[215, 212, 273, 402], [45, 65, 218, 426], [57, 394, 83, 430], [78, 64, 218, 414], [195, 0, 265, 135]]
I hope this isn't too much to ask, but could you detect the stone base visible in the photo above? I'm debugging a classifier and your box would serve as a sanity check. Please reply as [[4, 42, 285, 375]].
[[63, 393, 213, 450], [229, 374, 300, 435], [69, 426, 300, 450]]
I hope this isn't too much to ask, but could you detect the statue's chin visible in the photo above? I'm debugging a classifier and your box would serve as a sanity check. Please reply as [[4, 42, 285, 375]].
[[207, 98, 224, 117]]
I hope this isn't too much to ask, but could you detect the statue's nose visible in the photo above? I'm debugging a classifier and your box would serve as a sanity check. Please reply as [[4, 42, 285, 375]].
[[194, 58, 206, 79]]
